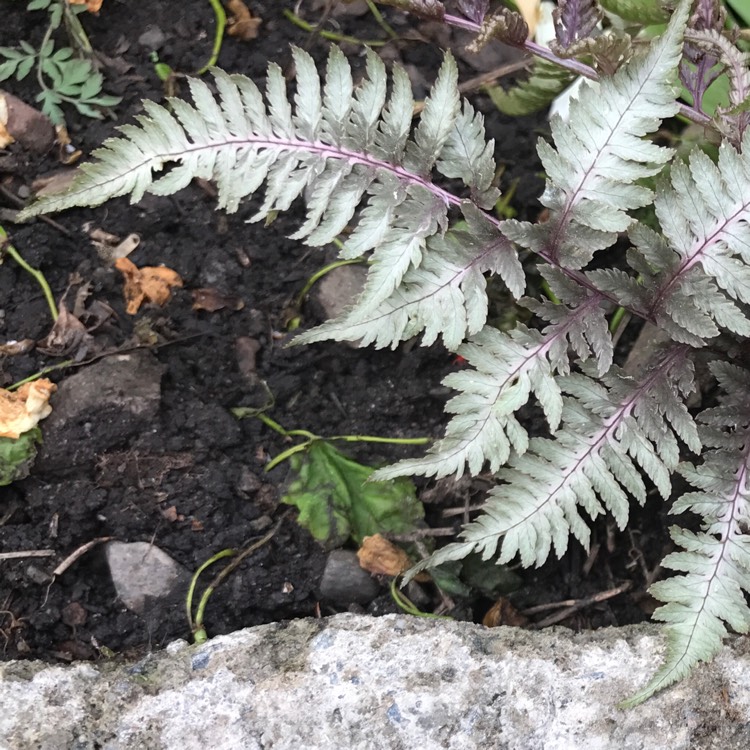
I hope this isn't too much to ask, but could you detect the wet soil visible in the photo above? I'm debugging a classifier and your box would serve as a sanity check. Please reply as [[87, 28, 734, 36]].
[[0, 0, 666, 662]]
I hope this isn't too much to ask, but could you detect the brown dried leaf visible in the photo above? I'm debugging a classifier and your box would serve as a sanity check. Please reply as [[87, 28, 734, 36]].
[[38, 302, 94, 359], [0, 339, 35, 356], [0, 379, 56, 439], [467, 8, 529, 53], [31, 169, 79, 198], [235, 336, 261, 379], [115, 257, 183, 314], [69, 0, 103, 12], [357, 533, 427, 579], [482, 597, 528, 628], [225, 0, 262, 40], [192, 287, 244, 312], [0, 91, 55, 153]]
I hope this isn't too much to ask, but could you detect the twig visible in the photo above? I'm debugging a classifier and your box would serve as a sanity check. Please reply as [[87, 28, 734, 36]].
[[442, 502, 487, 517], [52, 536, 113, 577], [42, 536, 114, 607], [0, 550, 56, 560], [284, 9, 388, 47], [386, 528, 457, 541], [190, 513, 289, 643], [413, 59, 529, 114], [0, 185, 72, 237], [527, 581, 632, 628]]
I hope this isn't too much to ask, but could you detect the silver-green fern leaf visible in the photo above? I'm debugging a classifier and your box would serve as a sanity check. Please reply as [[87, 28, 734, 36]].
[[19, 46, 520, 349], [503, 0, 687, 269], [375, 266, 612, 479], [404, 345, 700, 573], [623, 362, 750, 706]]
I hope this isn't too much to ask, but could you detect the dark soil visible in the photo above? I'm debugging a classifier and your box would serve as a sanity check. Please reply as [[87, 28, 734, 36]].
[[0, 0, 667, 662]]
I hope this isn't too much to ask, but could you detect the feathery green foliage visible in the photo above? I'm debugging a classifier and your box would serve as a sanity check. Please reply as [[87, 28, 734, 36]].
[[18, 0, 750, 704]]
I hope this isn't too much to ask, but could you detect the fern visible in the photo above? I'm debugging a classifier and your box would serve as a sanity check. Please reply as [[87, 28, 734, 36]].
[[17, 0, 750, 705], [401, 346, 699, 570], [487, 59, 576, 117], [598, 0, 669, 24], [623, 362, 750, 705], [20, 46, 518, 345]]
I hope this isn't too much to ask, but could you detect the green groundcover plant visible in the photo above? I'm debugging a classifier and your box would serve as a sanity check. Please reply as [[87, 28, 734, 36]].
[[18, 0, 750, 704]]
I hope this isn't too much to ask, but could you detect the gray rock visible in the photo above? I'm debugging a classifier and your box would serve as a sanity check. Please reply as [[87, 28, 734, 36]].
[[1, 615, 749, 749], [38, 351, 164, 474], [319, 549, 380, 606], [105, 541, 188, 614], [138, 25, 166, 50], [313, 263, 367, 323]]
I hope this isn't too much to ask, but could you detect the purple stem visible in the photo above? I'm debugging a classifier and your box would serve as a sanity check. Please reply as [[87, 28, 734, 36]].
[[441, 12, 712, 127]]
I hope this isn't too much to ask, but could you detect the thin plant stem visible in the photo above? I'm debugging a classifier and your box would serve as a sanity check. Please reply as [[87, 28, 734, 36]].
[[366, 0, 399, 39], [254, 413, 430, 471], [190, 517, 287, 643], [295, 259, 365, 307], [390, 578, 452, 619], [196, 0, 227, 75], [0, 227, 58, 321], [283, 9, 388, 47], [331, 434, 430, 446], [61, 1, 93, 55], [8, 360, 74, 392], [186, 548, 235, 641]]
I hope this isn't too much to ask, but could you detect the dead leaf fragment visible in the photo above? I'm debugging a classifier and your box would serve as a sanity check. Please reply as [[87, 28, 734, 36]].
[[358, 534, 426, 579], [191, 287, 244, 312], [0, 91, 56, 153], [85, 223, 140, 262], [115, 257, 183, 314], [31, 169, 79, 198], [0, 339, 35, 356], [0, 379, 56, 439], [37, 302, 94, 359], [225, 0, 262, 40], [483, 597, 528, 628], [69, 0, 103, 12]]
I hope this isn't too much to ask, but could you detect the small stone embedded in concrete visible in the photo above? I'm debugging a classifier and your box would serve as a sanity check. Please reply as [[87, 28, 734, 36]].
[[105, 541, 187, 614], [319, 549, 380, 606]]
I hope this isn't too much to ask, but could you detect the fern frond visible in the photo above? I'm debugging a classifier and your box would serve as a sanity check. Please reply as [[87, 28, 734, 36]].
[[552, 0, 602, 50], [598, 0, 668, 25], [624, 362, 750, 706], [18, 46, 514, 342], [502, 0, 688, 269], [375, 266, 613, 479], [405, 346, 699, 575], [295, 204, 522, 350], [591, 222, 750, 346], [486, 59, 575, 117], [639, 138, 750, 340]]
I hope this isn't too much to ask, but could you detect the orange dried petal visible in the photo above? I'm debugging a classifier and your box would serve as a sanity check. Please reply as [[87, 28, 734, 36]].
[[0, 378, 56, 439], [115, 257, 182, 315]]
